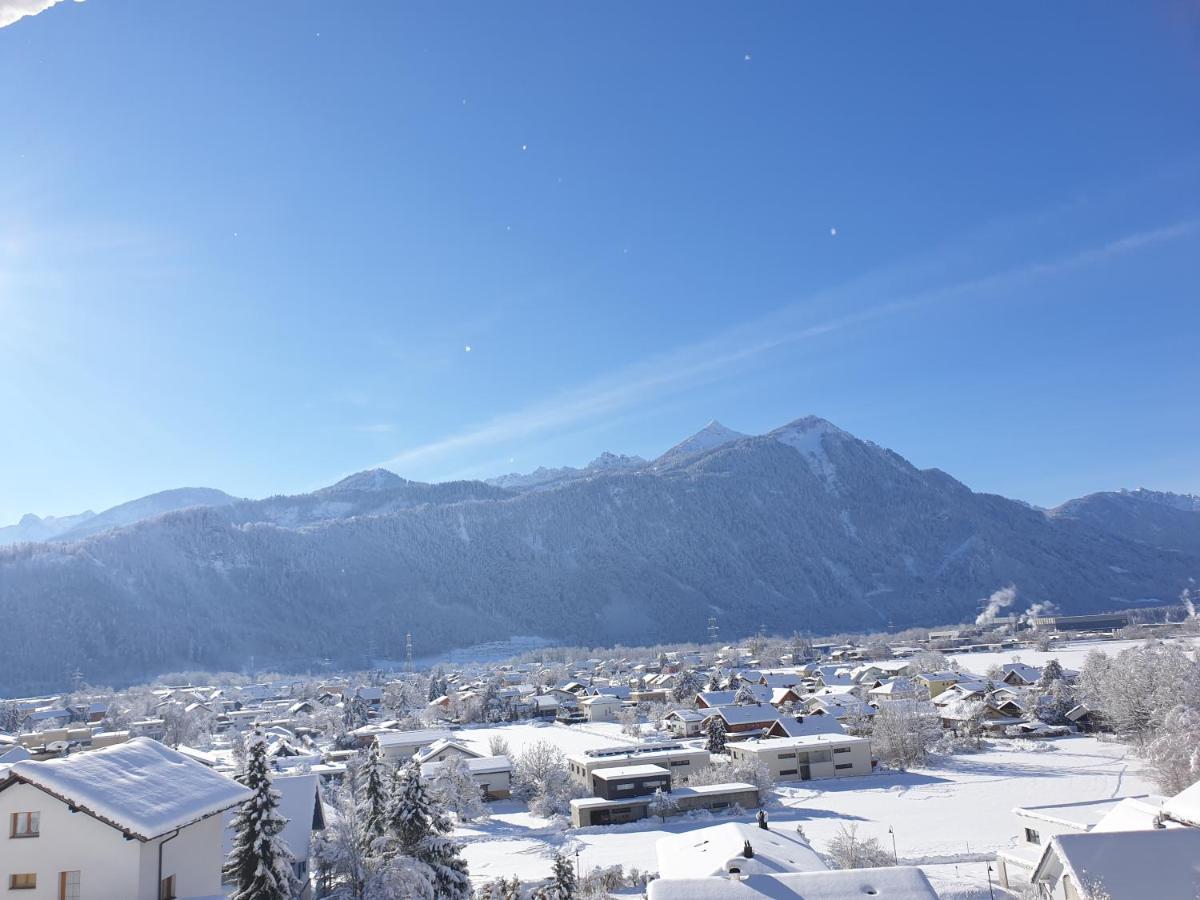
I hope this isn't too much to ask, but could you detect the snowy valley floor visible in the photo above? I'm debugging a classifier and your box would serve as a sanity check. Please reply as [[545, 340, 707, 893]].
[[451, 726, 1152, 898]]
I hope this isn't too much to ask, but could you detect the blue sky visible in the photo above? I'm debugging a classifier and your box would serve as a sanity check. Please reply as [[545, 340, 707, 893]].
[[2, 1, 1199, 523]]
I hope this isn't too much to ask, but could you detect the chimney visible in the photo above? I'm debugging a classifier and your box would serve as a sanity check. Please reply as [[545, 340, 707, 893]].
[[742, 840, 754, 858]]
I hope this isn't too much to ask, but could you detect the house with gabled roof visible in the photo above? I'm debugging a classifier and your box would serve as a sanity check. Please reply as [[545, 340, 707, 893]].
[[0, 737, 250, 900]]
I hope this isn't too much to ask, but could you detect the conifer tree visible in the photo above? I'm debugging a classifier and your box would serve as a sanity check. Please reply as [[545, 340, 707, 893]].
[[549, 851, 577, 899], [389, 762, 472, 898], [705, 713, 728, 754], [224, 731, 298, 900], [360, 746, 389, 844]]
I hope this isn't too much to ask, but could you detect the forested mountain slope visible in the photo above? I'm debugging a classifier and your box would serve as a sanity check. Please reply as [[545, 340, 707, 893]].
[[1, 417, 1195, 692]]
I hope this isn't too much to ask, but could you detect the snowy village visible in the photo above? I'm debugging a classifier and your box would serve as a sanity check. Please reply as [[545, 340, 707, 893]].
[[2, 608, 1199, 899]]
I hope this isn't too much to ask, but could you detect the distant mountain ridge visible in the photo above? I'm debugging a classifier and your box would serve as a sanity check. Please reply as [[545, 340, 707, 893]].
[[1, 416, 1197, 692]]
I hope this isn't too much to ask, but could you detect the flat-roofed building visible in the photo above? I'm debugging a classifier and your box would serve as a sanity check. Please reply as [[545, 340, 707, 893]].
[[569, 782, 760, 828], [567, 746, 710, 788], [726, 734, 872, 782], [590, 764, 671, 800]]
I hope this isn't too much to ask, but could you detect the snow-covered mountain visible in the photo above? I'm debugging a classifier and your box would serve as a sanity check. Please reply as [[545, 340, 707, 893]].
[[0, 488, 240, 547], [652, 420, 747, 468], [1049, 488, 1200, 554], [487, 451, 647, 491], [0, 510, 96, 546], [1, 416, 1196, 692]]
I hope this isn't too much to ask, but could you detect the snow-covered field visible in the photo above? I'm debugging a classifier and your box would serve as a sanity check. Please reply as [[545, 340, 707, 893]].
[[946, 635, 1199, 676], [453, 732, 1152, 897], [453, 720, 641, 758]]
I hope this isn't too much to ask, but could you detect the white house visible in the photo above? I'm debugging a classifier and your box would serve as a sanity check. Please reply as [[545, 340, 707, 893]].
[[0, 737, 250, 900], [581, 696, 624, 723], [371, 729, 453, 764]]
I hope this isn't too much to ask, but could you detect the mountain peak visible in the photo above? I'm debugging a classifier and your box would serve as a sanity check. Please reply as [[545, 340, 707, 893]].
[[321, 468, 405, 494], [586, 451, 646, 471], [656, 420, 749, 465]]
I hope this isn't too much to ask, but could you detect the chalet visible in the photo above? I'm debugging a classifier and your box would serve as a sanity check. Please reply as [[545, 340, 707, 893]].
[[663, 709, 707, 737], [703, 705, 779, 736], [763, 715, 845, 740], [999, 662, 1042, 686], [914, 671, 963, 698], [0, 738, 249, 900], [696, 685, 772, 709]]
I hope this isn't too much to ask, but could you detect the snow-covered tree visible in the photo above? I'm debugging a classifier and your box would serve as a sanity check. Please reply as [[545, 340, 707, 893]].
[[487, 734, 510, 758], [671, 669, 704, 704], [388, 763, 472, 899], [1144, 705, 1200, 795], [429, 756, 487, 823], [704, 714, 727, 754], [360, 747, 390, 843], [513, 739, 577, 817], [224, 731, 299, 900], [825, 823, 894, 869], [648, 787, 679, 823], [869, 702, 942, 769], [734, 684, 759, 706], [1039, 658, 1065, 687], [548, 851, 577, 899]]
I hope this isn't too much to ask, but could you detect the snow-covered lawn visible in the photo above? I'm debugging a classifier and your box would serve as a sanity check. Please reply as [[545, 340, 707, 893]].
[[946, 635, 1199, 676], [454, 734, 1153, 897]]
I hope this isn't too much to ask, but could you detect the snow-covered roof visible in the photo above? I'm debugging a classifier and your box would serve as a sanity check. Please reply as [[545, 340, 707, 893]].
[[1016, 796, 1140, 831], [1037, 828, 1200, 898], [592, 764, 670, 780], [655, 821, 826, 879], [1163, 778, 1200, 827], [3, 737, 251, 841], [646, 867, 939, 900], [768, 716, 846, 738], [373, 728, 452, 748], [1092, 797, 1172, 833], [741, 734, 868, 752]]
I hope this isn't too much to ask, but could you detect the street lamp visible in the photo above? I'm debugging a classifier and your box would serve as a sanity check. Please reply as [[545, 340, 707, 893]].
[[986, 862, 995, 900], [888, 826, 898, 864]]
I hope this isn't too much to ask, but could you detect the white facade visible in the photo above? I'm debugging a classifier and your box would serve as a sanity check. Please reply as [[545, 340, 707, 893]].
[[0, 780, 227, 899], [726, 734, 872, 781]]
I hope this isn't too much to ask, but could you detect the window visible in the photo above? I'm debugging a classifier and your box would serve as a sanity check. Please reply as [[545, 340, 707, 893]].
[[615, 783, 634, 790], [670, 760, 689, 767], [9, 874, 36, 890], [59, 871, 80, 900], [1025, 827, 1041, 844], [777, 753, 794, 760], [835, 763, 853, 770], [779, 768, 798, 776], [834, 746, 851, 754], [9, 812, 39, 838], [710, 801, 729, 809], [811, 749, 832, 763], [160, 874, 176, 900]]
